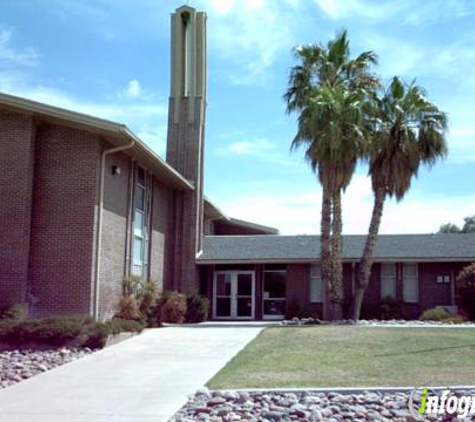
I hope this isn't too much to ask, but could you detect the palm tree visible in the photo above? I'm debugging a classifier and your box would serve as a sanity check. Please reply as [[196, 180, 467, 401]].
[[350, 77, 448, 320], [285, 31, 378, 320]]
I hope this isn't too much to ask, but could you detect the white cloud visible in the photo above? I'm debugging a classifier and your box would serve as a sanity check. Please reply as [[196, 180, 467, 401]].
[[314, 0, 474, 25], [125, 79, 141, 97], [211, 174, 475, 235], [227, 138, 274, 155], [198, 0, 301, 85], [217, 137, 303, 168], [314, 0, 405, 21], [0, 27, 38, 69]]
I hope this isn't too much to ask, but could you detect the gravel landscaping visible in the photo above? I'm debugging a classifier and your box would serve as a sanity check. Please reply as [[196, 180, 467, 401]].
[[0, 348, 93, 389], [171, 388, 475, 421], [282, 318, 475, 327]]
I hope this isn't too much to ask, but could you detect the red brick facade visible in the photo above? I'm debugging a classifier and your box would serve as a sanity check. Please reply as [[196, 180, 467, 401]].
[[0, 108, 180, 319], [202, 261, 469, 320]]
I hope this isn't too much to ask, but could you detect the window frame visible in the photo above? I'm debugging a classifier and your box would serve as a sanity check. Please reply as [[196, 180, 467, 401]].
[[310, 264, 324, 303], [403, 263, 419, 303], [380, 263, 397, 300]]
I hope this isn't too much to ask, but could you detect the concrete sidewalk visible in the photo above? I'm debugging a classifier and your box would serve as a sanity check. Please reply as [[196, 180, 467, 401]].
[[0, 326, 263, 422]]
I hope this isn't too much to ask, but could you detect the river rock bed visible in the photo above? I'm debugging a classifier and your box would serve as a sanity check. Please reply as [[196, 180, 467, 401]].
[[0, 348, 93, 389], [282, 317, 475, 327], [171, 388, 475, 421]]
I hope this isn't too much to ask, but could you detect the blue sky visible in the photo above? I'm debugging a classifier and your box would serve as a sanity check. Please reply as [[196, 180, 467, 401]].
[[1, 0, 475, 234]]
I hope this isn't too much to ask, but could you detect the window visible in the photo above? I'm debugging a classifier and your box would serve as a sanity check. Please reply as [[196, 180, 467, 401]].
[[263, 268, 286, 318], [310, 264, 323, 303], [403, 263, 419, 303], [131, 167, 150, 279], [381, 263, 396, 299]]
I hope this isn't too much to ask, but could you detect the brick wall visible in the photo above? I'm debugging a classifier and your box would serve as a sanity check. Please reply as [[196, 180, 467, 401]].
[[166, 98, 204, 292], [150, 179, 173, 291], [0, 110, 36, 307], [29, 123, 100, 317], [98, 152, 131, 319]]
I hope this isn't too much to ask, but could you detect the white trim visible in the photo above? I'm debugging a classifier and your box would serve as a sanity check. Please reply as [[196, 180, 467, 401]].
[[213, 270, 255, 320]]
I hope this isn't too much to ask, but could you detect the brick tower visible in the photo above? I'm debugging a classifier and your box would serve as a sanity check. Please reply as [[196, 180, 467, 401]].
[[166, 5, 206, 292]]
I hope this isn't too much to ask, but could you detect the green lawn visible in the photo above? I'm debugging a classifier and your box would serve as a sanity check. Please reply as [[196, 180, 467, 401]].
[[208, 326, 475, 389]]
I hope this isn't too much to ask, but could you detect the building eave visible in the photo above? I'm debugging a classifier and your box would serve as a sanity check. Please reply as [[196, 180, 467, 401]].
[[0, 91, 194, 191]]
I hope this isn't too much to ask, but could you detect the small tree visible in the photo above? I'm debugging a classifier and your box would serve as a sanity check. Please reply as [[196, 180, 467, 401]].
[[456, 263, 475, 320]]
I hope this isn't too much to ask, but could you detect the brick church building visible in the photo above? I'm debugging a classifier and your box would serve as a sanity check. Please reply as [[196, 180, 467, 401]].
[[1, 5, 474, 320]]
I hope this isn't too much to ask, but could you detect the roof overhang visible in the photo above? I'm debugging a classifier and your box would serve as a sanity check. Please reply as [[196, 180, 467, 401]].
[[0, 91, 194, 191], [197, 257, 475, 265]]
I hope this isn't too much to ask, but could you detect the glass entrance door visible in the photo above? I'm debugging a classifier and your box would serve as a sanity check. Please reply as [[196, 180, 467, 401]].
[[214, 271, 255, 319]]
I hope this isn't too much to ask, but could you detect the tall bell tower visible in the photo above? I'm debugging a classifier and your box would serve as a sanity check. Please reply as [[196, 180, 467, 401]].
[[166, 5, 206, 292]]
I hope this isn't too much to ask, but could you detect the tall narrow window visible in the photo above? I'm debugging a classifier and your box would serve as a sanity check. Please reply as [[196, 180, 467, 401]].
[[310, 264, 323, 303], [381, 263, 397, 299], [131, 167, 150, 279], [403, 263, 419, 303]]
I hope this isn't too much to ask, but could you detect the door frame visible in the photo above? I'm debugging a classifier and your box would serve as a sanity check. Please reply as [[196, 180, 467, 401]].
[[213, 270, 255, 320]]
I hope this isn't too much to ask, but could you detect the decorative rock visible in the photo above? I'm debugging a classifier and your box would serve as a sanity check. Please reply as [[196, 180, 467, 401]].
[[0, 348, 93, 390]]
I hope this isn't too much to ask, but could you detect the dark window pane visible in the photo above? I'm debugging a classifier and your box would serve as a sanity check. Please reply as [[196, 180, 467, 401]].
[[134, 186, 145, 211], [237, 274, 252, 296], [137, 167, 146, 186], [216, 274, 231, 296], [264, 271, 286, 298], [263, 300, 286, 316], [237, 298, 252, 317], [216, 298, 231, 317]]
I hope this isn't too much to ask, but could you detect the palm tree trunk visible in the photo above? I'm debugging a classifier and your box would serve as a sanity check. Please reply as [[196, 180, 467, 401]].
[[330, 189, 344, 320], [321, 186, 332, 321], [350, 186, 386, 320]]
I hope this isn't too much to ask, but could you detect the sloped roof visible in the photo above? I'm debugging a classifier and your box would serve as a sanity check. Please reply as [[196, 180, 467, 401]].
[[203, 197, 278, 234], [197, 233, 475, 264], [0, 91, 193, 190]]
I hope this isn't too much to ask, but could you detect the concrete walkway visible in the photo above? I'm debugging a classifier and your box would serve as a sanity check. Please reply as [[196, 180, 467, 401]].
[[0, 326, 263, 422]]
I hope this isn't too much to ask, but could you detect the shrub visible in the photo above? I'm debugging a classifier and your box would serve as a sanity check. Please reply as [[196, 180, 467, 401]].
[[285, 300, 315, 319], [0, 303, 27, 320], [185, 292, 209, 323], [106, 317, 144, 335], [420, 307, 451, 321], [0, 319, 19, 339], [378, 297, 404, 320], [442, 314, 468, 324], [456, 263, 475, 320], [5, 316, 86, 346], [122, 276, 142, 297], [116, 296, 140, 321], [156, 291, 187, 324], [0, 315, 144, 349], [138, 281, 159, 325]]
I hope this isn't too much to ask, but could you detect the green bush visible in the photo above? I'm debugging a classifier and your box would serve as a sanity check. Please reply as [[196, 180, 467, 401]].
[[156, 291, 187, 324], [185, 292, 209, 323], [106, 317, 144, 335], [420, 307, 451, 321], [379, 297, 404, 320], [0, 315, 144, 349], [3, 316, 86, 346], [0, 303, 27, 320]]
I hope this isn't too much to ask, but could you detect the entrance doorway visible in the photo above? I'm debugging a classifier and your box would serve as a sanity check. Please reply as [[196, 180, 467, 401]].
[[213, 271, 255, 319]]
